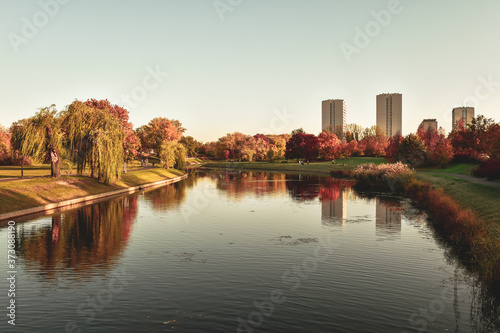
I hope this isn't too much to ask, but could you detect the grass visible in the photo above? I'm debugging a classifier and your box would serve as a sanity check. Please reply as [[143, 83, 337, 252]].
[[204, 157, 385, 175], [415, 172, 500, 227], [0, 167, 185, 214], [419, 162, 479, 175]]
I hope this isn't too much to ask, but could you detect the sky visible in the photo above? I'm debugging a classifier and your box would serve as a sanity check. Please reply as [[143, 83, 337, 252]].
[[1, 0, 500, 142]]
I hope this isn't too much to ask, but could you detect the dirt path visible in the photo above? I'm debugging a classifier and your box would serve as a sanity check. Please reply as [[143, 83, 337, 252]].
[[419, 171, 500, 190]]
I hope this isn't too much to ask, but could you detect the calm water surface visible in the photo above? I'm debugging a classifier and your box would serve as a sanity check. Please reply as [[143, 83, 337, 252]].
[[0, 170, 499, 332]]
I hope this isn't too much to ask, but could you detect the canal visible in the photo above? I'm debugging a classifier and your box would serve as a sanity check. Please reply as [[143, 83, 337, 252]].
[[0, 170, 499, 332]]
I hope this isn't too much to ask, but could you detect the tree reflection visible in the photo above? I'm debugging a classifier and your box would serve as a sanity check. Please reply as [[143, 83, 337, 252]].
[[18, 196, 138, 279], [144, 181, 188, 211]]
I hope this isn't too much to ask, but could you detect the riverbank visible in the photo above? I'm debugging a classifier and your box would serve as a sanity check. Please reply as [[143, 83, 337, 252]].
[[203, 158, 385, 176], [0, 167, 186, 219]]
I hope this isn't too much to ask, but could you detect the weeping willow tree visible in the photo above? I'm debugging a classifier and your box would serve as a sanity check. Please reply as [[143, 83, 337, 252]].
[[11, 106, 63, 178], [61, 100, 124, 184]]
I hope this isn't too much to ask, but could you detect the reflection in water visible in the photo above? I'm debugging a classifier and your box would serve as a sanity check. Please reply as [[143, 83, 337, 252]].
[[18, 196, 138, 279], [144, 180, 188, 211], [215, 171, 288, 199], [375, 197, 402, 238]]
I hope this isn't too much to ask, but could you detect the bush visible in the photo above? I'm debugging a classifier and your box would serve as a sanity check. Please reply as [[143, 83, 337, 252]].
[[474, 159, 500, 180], [281, 160, 288, 163], [352, 162, 415, 192]]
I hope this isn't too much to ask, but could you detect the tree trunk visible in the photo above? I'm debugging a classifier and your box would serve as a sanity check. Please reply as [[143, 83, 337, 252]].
[[50, 150, 61, 178]]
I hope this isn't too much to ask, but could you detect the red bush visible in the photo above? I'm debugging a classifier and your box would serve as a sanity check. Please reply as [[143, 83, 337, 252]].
[[474, 159, 500, 180]]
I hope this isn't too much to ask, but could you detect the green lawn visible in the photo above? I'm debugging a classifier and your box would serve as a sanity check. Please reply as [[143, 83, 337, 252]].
[[419, 162, 479, 176], [415, 172, 500, 227], [204, 157, 385, 175]]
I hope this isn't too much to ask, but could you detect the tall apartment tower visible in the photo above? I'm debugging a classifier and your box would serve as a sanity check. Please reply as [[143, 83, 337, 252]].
[[452, 107, 475, 130], [376, 93, 402, 137], [419, 119, 438, 132], [322, 99, 346, 133]]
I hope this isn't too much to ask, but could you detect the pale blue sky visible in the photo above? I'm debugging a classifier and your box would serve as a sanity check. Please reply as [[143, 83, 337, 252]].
[[1, 0, 499, 142]]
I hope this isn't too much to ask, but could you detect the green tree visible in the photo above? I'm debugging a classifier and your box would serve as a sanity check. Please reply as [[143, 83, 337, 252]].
[[61, 101, 124, 184], [174, 143, 187, 170], [397, 134, 426, 167], [160, 140, 176, 169], [180, 136, 200, 157], [11, 106, 63, 178]]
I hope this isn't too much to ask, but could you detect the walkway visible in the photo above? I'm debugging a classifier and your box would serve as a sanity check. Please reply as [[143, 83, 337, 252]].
[[418, 171, 500, 190]]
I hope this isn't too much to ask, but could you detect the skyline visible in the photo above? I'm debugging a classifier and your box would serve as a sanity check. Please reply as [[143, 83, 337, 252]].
[[2, 0, 500, 142]]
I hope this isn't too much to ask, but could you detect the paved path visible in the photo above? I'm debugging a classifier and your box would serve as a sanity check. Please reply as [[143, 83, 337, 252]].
[[418, 171, 500, 190]]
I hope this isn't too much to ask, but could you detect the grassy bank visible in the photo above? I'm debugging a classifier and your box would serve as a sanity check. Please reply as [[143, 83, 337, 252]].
[[0, 167, 184, 214], [419, 162, 479, 176], [204, 157, 385, 175], [415, 172, 500, 226]]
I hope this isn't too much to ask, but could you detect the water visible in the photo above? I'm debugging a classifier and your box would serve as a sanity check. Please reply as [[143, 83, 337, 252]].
[[0, 170, 499, 332]]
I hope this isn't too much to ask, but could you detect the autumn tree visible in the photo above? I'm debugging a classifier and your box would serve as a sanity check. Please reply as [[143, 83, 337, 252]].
[[11, 106, 63, 178], [285, 133, 319, 161], [317, 132, 342, 160], [267, 134, 290, 159], [0, 125, 11, 165], [145, 117, 185, 154], [385, 133, 403, 162]]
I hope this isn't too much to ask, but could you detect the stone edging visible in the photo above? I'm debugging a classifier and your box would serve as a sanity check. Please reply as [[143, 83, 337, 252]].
[[0, 174, 188, 221]]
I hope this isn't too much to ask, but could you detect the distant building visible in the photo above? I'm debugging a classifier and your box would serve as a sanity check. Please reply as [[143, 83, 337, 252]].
[[452, 107, 474, 130], [376, 93, 402, 137], [419, 119, 438, 132], [322, 99, 346, 134]]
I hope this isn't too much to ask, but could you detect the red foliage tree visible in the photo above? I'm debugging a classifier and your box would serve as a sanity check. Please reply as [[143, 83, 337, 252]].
[[0, 126, 11, 165], [285, 133, 319, 161], [317, 132, 342, 160], [146, 117, 185, 153], [385, 133, 403, 162]]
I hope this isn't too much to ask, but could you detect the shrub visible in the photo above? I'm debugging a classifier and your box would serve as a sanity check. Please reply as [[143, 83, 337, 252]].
[[352, 162, 415, 192], [474, 158, 500, 180]]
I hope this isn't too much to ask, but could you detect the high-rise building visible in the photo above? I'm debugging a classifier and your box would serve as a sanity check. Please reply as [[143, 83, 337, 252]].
[[322, 99, 346, 134], [419, 119, 438, 132], [376, 93, 402, 137], [452, 107, 474, 130]]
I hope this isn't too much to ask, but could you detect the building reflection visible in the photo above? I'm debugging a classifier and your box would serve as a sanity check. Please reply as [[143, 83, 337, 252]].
[[321, 188, 347, 227], [375, 197, 402, 238]]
